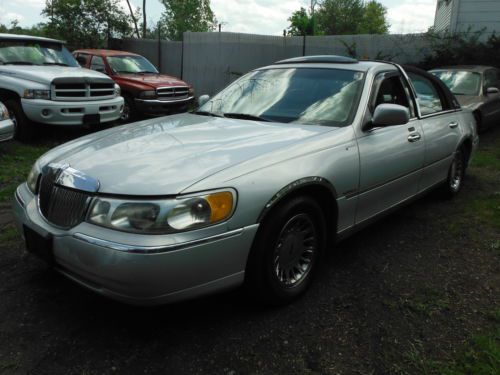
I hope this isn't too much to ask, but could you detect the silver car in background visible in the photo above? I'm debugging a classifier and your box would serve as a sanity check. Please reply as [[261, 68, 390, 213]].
[[13, 56, 478, 305], [0, 101, 14, 142], [431, 66, 500, 132]]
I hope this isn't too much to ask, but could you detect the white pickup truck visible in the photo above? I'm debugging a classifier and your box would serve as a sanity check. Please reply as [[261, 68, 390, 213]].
[[0, 34, 124, 140]]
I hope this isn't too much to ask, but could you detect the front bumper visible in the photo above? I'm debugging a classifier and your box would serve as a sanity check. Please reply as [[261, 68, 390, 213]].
[[0, 118, 14, 142], [12, 183, 259, 305], [21, 97, 124, 126], [134, 96, 194, 115]]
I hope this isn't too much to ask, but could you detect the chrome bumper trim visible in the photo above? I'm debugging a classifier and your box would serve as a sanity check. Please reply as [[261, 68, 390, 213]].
[[15, 186, 26, 208], [134, 96, 194, 104], [73, 227, 244, 254]]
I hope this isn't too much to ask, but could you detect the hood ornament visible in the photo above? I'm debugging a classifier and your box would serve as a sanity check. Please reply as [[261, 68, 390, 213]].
[[43, 163, 100, 193]]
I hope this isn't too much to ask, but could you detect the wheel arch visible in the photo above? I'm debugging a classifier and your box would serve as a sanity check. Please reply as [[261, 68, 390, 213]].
[[0, 88, 20, 102]]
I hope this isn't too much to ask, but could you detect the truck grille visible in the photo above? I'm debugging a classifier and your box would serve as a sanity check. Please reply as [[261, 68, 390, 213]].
[[39, 170, 91, 229], [156, 86, 190, 100], [52, 78, 115, 101]]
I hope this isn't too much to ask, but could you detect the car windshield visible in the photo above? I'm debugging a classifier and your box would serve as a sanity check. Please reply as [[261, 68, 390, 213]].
[[107, 55, 158, 74], [432, 70, 481, 96], [0, 40, 78, 67], [198, 68, 365, 127]]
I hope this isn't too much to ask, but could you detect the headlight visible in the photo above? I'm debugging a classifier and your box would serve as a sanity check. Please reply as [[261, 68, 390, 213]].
[[87, 190, 235, 234], [27, 163, 41, 194], [23, 89, 50, 100], [188, 87, 195, 97], [138, 90, 156, 99], [0, 102, 9, 120], [114, 83, 121, 97]]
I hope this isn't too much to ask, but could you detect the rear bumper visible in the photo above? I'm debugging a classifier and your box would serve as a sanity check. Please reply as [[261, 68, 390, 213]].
[[134, 96, 194, 115], [21, 97, 124, 125], [0, 118, 14, 142]]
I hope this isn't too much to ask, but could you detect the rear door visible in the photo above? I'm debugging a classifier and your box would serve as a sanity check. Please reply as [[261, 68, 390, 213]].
[[407, 70, 461, 190], [355, 71, 425, 223]]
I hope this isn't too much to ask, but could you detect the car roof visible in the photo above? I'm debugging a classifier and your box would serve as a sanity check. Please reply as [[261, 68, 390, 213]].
[[430, 65, 496, 73], [265, 55, 397, 73], [74, 49, 140, 57], [0, 33, 64, 44]]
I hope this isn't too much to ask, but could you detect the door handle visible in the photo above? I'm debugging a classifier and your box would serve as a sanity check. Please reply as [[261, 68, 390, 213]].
[[449, 121, 459, 129], [407, 133, 421, 142]]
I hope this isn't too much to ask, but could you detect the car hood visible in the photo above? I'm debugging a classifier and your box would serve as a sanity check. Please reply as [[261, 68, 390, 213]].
[[40, 114, 334, 195], [114, 73, 188, 88], [0, 65, 111, 85], [455, 95, 482, 109]]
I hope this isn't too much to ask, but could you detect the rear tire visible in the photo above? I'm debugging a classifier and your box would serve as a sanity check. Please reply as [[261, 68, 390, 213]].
[[5, 99, 37, 142], [245, 196, 326, 306], [440, 147, 466, 198]]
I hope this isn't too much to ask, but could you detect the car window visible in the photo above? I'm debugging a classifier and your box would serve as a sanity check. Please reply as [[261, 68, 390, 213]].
[[90, 56, 106, 73], [75, 53, 90, 67], [431, 70, 481, 96], [408, 72, 444, 116], [372, 74, 414, 117], [484, 69, 499, 89]]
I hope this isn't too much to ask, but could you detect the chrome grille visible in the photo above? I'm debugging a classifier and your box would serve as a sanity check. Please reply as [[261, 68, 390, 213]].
[[52, 78, 115, 101], [156, 86, 190, 100], [39, 171, 91, 228]]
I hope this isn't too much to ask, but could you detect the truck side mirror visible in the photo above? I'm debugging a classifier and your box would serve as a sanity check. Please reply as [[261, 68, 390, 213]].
[[486, 87, 499, 95], [366, 104, 410, 130], [198, 94, 210, 107]]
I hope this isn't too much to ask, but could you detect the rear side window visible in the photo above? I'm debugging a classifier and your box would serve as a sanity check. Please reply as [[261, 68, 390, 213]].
[[484, 69, 499, 89], [90, 56, 106, 73], [408, 72, 444, 116]]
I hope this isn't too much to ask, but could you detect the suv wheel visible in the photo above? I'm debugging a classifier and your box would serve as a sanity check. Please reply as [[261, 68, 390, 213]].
[[120, 96, 135, 123], [245, 196, 326, 305]]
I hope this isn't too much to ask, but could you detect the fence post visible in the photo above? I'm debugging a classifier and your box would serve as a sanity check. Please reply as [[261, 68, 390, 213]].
[[181, 32, 185, 79], [158, 27, 162, 72], [303, 34, 306, 56]]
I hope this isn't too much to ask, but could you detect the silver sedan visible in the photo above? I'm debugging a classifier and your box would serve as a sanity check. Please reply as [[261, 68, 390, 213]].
[[13, 56, 478, 305]]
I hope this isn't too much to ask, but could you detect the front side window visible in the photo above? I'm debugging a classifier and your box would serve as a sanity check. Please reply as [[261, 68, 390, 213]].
[[431, 70, 482, 96], [0, 40, 79, 67], [107, 55, 158, 74], [90, 56, 106, 73], [199, 68, 365, 127], [408, 72, 444, 115]]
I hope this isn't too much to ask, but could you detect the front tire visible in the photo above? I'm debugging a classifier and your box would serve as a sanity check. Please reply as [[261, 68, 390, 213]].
[[245, 196, 326, 306], [5, 99, 37, 142], [120, 95, 136, 123]]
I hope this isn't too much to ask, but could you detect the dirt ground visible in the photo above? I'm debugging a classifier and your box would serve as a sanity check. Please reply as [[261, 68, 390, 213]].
[[0, 125, 498, 375]]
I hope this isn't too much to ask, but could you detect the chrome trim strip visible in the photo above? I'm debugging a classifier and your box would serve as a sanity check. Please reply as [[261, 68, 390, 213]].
[[73, 227, 245, 254], [135, 96, 194, 104]]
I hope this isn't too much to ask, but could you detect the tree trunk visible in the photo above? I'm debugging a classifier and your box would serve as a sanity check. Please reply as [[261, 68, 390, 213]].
[[125, 0, 140, 38], [143, 0, 147, 38]]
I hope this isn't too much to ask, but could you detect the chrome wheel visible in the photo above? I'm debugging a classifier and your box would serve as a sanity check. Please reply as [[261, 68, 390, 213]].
[[449, 150, 464, 192], [120, 100, 130, 122], [273, 213, 317, 287], [8, 108, 17, 133]]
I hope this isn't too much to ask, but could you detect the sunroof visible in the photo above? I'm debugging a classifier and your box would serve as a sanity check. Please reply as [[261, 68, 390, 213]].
[[274, 55, 359, 65]]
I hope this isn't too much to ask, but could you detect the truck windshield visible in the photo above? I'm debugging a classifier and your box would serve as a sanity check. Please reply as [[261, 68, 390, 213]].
[[0, 40, 79, 67], [431, 70, 481, 96], [107, 55, 159, 74], [198, 68, 365, 127]]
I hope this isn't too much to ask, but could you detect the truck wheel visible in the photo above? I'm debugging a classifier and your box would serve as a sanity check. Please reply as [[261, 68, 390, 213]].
[[120, 95, 135, 123], [5, 99, 37, 142], [245, 196, 326, 306]]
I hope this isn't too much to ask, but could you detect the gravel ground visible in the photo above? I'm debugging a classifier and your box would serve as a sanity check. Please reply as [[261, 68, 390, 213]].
[[0, 126, 498, 375]]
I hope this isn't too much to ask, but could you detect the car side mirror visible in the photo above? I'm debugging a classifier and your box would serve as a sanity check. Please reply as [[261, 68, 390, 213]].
[[366, 104, 410, 130], [198, 94, 210, 107], [486, 87, 499, 95], [76, 56, 87, 66]]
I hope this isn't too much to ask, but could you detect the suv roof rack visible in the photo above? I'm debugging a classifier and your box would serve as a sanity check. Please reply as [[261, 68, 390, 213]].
[[274, 55, 359, 65]]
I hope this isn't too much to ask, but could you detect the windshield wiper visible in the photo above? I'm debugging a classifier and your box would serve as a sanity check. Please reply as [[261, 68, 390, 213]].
[[194, 110, 224, 118], [3, 61, 36, 65], [43, 62, 69, 66], [223, 112, 270, 122]]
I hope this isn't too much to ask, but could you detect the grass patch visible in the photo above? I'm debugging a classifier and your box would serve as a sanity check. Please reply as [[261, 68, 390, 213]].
[[400, 288, 450, 317], [0, 141, 50, 203], [464, 193, 500, 231], [0, 225, 19, 243], [470, 146, 500, 171]]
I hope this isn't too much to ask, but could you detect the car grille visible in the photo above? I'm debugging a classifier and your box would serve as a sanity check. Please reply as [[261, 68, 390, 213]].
[[52, 78, 115, 101], [38, 170, 91, 228], [156, 86, 190, 100]]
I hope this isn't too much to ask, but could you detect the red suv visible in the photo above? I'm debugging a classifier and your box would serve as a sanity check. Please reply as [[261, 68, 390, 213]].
[[73, 49, 195, 121]]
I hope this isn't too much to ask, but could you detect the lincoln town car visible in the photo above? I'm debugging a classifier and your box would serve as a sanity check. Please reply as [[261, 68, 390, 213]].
[[13, 56, 478, 305]]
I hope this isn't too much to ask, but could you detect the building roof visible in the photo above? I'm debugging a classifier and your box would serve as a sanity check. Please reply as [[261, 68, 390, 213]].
[[0, 33, 64, 44], [73, 49, 140, 57]]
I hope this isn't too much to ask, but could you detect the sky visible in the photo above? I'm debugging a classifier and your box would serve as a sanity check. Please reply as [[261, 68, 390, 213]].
[[0, 0, 438, 35]]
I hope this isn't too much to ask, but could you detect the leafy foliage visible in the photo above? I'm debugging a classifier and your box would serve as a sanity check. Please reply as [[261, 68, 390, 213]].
[[287, 7, 313, 36], [42, 0, 136, 48], [159, 0, 217, 41], [0, 20, 49, 37]]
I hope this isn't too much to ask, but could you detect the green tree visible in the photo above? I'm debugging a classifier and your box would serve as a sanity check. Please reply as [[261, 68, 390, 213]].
[[316, 0, 365, 35], [0, 20, 49, 37], [42, 0, 135, 48], [159, 0, 217, 41], [358, 1, 389, 34], [287, 7, 313, 36]]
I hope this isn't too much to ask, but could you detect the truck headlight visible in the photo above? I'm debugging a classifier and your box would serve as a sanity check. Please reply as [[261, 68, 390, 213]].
[[0, 102, 9, 120], [23, 89, 50, 100], [87, 190, 235, 234], [26, 163, 41, 194], [138, 90, 156, 99], [114, 83, 121, 97]]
